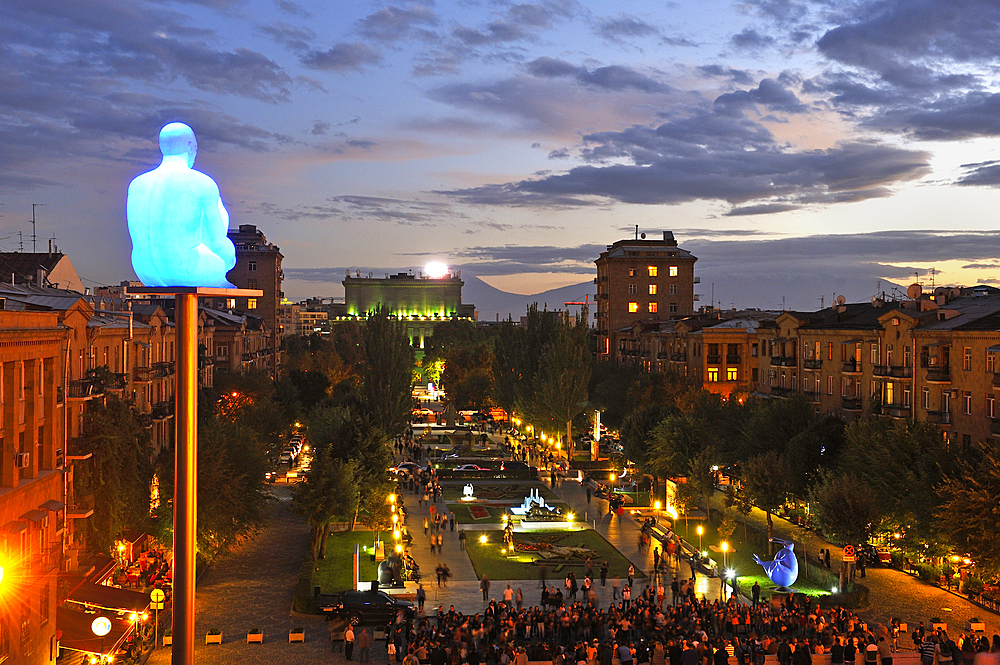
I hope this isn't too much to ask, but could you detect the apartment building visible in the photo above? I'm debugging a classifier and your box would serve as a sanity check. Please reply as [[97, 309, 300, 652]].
[[595, 231, 698, 360]]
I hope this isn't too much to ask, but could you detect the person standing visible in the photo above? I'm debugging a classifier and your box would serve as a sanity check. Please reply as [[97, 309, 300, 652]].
[[751, 581, 761, 607], [481, 574, 491, 601], [516, 587, 524, 611], [459, 530, 467, 550], [628, 564, 635, 588], [345, 624, 356, 661], [600, 561, 609, 587], [416, 584, 426, 611], [587, 487, 592, 504]]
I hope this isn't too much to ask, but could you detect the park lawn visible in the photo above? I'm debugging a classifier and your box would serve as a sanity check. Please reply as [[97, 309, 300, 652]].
[[673, 518, 837, 600], [440, 482, 560, 502], [446, 501, 574, 524], [311, 530, 380, 593], [464, 529, 644, 581]]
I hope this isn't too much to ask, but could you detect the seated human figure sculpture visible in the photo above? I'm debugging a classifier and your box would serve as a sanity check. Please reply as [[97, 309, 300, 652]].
[[127, 122, 236, 288]]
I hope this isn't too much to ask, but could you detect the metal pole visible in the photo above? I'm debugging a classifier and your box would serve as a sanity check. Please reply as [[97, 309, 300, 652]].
[[172, 292, 198, 665]]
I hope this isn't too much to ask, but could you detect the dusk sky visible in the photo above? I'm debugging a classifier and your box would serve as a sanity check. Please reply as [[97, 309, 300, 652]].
[[3, 0, 1000, 311]]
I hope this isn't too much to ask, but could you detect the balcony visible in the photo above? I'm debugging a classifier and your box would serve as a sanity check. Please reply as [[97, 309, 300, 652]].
[[885, 404, 911, 419], [133, 366, 151, 383], [707, 354, 721, 364], [842, 398, 863, 411], [726, 355, 741, 365], [67, 494, 95, 520], [104, 373, 127, 392], [873, 365, 888, 377], [66, 437, 93, 461], [803, 359, 822, 370], [925, 367, 951, 384], [990, 419, 1000, 435], [770, 356, 796, 367], [992, 373, 1000, 389], [842, 361, 861, 374], [151, 361, 175, 379], [803, 390, 821, 403], [67, 380, 101, 400], [888, 365, 913, 379], [926, 409, 952, 424], [151, 401, 174, 421], [670, 353, 687, 362], [41, 542, 62, 573], [771, 386, 795, 398]]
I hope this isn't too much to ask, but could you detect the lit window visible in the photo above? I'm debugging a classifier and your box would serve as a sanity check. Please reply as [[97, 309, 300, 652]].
[[707, 368, 719, 382], [226, 298, 236, 309], [248, 298, 257, 309], [628, 302, 639, 313], [648, 284, 657, 295], [669, 266, 678, 277], [647, 266, 657, 277], [648, 302, 657, 313], [629, 267, 636, 277], [727, 367, 738, 381]]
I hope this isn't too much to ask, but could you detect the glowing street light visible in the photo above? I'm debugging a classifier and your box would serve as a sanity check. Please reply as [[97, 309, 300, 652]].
[[697, 525, 704, 552], [480, 535, 488, 544], [721, 541, 729, 568]]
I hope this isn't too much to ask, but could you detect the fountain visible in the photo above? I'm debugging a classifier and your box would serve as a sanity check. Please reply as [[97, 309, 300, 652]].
[[510, 488, 553, 515], [460, 483, 477, 502]]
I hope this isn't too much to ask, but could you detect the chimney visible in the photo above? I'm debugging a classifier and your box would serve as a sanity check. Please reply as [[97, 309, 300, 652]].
[[36, 267, 44, 288]]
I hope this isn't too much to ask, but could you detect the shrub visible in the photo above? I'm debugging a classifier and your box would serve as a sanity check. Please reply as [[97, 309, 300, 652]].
[[914, 563, 939, 582], [964, 577, 984, 595]]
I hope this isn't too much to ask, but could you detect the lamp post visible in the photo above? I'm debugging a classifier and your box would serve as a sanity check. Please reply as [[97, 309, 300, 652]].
[[721, 541, 729, 569], [92, 616, 111, 664], [697, 525, 703, 553]]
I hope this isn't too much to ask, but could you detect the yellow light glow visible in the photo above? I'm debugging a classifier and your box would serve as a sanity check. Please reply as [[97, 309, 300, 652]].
[[389, 494, 397, 503], [0, 565, 4, 585], [108, 656, 114, 663], [393, 530, 400, 539], [697, 526, 703, 536], [395, 544, 402, 553], [90, 658, 98, 664], [130, 613, 138, 622], [480, 535, 488, 544], [567, 513, 574, 521], [425, 262, 449, 279], [721, 541, 728, 552], [117, 543, 126, 552], [392, 513, 398, 524], [294, 422, 302, 428], [610, 473, 616, 482], [142, 613, 149, 622], [654, 501, 661, 510]]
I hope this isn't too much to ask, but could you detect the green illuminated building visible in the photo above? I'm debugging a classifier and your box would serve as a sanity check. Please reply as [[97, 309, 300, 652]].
[[342, 271, 476, 348]]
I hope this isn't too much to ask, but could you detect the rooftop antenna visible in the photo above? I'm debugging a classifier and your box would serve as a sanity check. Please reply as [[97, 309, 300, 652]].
[[31, 203, 45, 253], [819, 295, 824, 309], [929, 267, 937, 290], [635, 224, 639, 240], [17, 231, 23, 252]]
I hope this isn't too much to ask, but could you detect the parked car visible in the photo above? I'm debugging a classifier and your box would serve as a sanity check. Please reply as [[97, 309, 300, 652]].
[[500, 461, 528, 472], [316, 590, 414, 624], [392, 462, 423, 474], [453, 464, 487, 471]]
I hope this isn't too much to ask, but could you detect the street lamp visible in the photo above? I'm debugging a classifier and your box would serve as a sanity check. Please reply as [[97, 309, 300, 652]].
[[721, 541, 729, 568], [697, 525, 703, 552], [92, 616, 111, 663]]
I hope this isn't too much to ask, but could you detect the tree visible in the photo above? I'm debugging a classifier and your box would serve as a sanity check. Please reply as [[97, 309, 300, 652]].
[[75, 397, 154, 553], [742, 450, 790, 554], [293, 448, 359, 559], [811, 471, 883, 546], [725, 483, 754, 541], [533, 311, 591, 444], [358, 305, 414, 437], [936, 442, 1000, 576], [441, 343, 494, 410]]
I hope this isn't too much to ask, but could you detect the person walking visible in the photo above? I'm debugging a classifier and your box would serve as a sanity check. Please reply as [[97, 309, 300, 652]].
[[628, 564, 635, 588], [423, 517, 429, 535], [459, 530, 467, 550], [416, 584, 426, 611], [357, 628, 371, 663], [516, 587, 524, 611], [345, 624, 356, 661], [481, 574, 491, 601], [600, 561, 608, 587]]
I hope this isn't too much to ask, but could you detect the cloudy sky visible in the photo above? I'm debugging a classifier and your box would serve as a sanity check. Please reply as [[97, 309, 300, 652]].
[[3, 0, 1000, 310]]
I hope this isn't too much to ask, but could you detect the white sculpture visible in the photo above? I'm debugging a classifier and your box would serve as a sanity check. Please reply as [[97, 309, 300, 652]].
[[510, 488, 552, 515]]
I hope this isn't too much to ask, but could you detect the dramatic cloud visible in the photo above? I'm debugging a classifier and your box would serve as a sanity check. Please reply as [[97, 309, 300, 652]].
[[956, 160, 1000, 187], [526, 57, 672, 93], [730, 28, 776, 52], [713, 78, 807, 116], [358, 4, 439, 43]]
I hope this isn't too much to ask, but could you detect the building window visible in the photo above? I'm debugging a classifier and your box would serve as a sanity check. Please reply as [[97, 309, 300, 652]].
[[752, 367, 759, 382], [871, 345, 878, 365], [964, 346, 972, 371], [727, 367, 738, 381], [964, 391, 972, 415], [988, 352, 996, 373], [628, 302, 638, 313], [648, 284, 657, 295], [629, 267, 636, 277], [648, 302, 657, 313], [885, 381, 894, 405], [904, 346, 912, 367], [669, 284, 677, 295], [669, 302, 678, 313], [751, 343, 758, 357], [707, 368, 719, 382], [216, 345, 228, 360], [226, 298, 236, 309], [827, 375, 834, 395], [942, 390, 950, 413], [628, 284, 637, 295], [922, 387, 930, 409], [988, 393, 995, 418], [669, 266, 678, 277], [247, 279, 257, 289], [248, 298, 257, 310], [647, 266, 658, 277], [248, 260, 257, 272], [827, 342, 834, 360], [903, 387, 911, 407], [841, 377, 847, 397]]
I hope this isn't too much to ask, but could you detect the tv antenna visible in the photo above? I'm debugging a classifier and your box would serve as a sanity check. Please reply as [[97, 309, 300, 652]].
[[31, 203, 46, 252]]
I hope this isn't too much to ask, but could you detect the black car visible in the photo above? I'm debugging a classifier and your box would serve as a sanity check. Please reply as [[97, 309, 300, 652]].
[[316, 590, 414, 624]]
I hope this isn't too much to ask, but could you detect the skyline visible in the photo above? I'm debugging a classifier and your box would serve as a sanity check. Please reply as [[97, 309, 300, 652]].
[[3, 0, 1000, 311]]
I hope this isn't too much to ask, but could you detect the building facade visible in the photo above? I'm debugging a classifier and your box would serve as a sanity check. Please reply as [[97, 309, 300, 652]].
[[595, 232, 698, 360]]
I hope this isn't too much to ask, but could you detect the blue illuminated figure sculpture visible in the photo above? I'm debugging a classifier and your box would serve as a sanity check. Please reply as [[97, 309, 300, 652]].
[[127, 122, 236, 288], [753, 538, 799, 589]]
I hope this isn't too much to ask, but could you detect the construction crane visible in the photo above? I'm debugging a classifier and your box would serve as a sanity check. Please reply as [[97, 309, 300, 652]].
[[564, 294, 591, 306]]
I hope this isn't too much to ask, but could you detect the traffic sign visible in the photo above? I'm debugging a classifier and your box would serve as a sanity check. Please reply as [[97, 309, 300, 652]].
[[843, 544, 856, 563]]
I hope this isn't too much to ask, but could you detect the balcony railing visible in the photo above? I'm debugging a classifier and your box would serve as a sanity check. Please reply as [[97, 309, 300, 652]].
[[925, 368, 951, 383], [67, 380, 100, 399], [873, 365, 888, 377], [803, 390, 821, 403], [888, 366, 913, 379], [66, 437, 93, 461], [842, 361, 861, 374], [133, 366, 151, 382], [926, 409, 951, 424], [707, 354, 721, 364], [842, 397, 863, 411], [151, 401, 174, 421], [151, 361, 175, 379], [104, 373, 127, 391], [726, 355, 741, 365], [770, 356, 796, 367], [771, 386, 794, 397], [885, 404, 911, 419], [670, 353, 687, 362], [803, 359, 822, 370]]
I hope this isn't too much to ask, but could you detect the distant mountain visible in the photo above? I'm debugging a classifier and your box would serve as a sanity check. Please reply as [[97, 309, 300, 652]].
[[462, 273, 594, 322]]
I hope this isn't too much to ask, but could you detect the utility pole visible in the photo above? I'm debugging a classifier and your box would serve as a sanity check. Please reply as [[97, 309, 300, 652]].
[[31, 203, 46, 252]]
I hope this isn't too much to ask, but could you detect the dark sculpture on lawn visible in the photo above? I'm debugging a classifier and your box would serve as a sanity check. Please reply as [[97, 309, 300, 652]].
[[523, 504, 564, 521], [378, 552, 404, 587]]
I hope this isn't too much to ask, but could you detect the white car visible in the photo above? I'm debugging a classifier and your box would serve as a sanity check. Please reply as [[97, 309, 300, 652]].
[[452, 464, 487, 471]]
